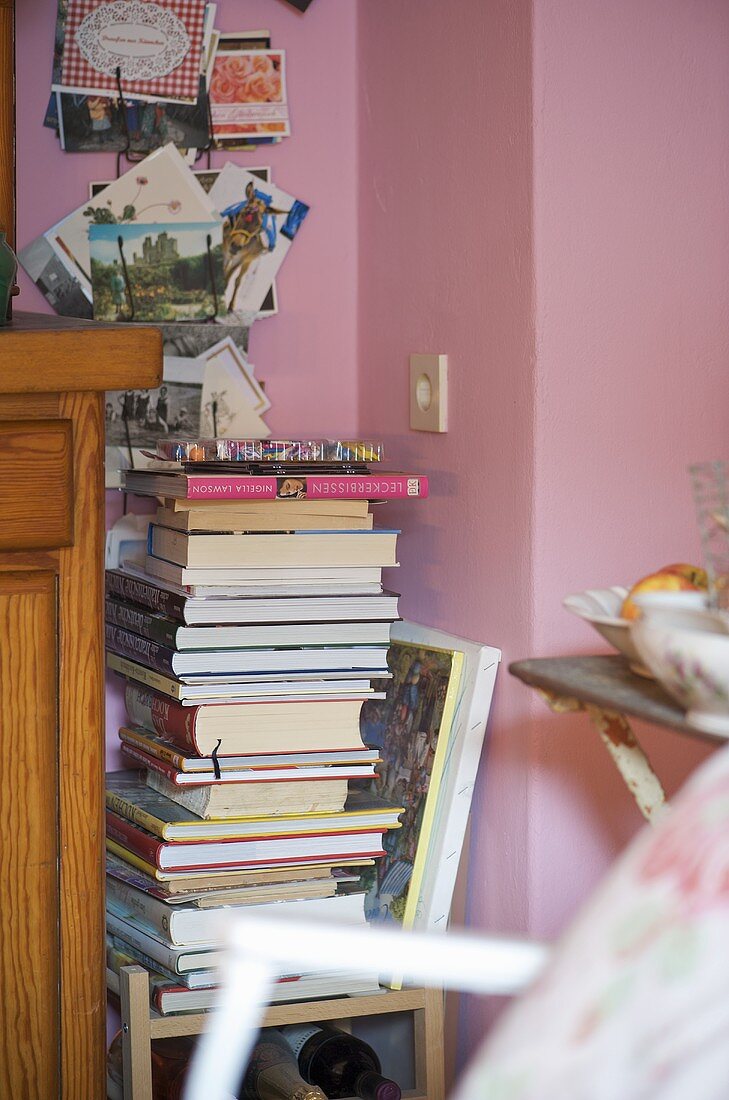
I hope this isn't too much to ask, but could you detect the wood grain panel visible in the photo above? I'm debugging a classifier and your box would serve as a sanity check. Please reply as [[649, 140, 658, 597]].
[[58, 390, 106, 1100], [0, 570, 59, 1097], [0, 394, 60, 420], [0, 314, 162, 393], [0, 420, 73, 549]]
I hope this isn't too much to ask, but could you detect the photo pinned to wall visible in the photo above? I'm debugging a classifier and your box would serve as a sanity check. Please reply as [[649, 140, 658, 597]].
[[89, 220, 224, 322], [106, 356, 203, 487], [56, 80, 210, 154], [209, 50, 290, 141], [17, 234, 92, 318], [54, 0, 208, 104], [209, 164, 309, 315], [199, 335, 271, 438]]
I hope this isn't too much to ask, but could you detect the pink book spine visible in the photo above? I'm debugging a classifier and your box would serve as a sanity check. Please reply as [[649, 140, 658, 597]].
[[185, 474, 429, 501]]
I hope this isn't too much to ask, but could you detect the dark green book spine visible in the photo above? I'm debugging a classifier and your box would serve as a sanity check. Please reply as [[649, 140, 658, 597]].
[[105, 598, 179, 648], [105, 569, 187, 622]]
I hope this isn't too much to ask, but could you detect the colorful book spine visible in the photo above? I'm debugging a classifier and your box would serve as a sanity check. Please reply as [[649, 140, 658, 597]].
[[124, 683, 202, 750], [106, 878, 179, 943], [107, 810, 168, 869], [119, 727, 202, 774], [105, 623, 177, 677], [108, 652, 187, 700], [119, 742, 374, 785], [106, 598, 180, 648], [106, 786, 173, 841], [106, 569, 188, 621]]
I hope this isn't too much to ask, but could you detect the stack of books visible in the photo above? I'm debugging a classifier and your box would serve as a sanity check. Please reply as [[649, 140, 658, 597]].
[[104, 439, 428, 1013]]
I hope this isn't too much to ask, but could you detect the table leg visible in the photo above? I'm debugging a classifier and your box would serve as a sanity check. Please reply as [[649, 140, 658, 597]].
[[584, 705, 667, 822], [536, 689, 668, 823]]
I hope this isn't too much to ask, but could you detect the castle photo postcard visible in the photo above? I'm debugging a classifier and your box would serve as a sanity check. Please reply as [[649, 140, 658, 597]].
[[89, 221, 223, 322]]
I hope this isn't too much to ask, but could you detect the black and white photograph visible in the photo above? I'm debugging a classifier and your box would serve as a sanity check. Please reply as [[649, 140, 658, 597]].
[[17, 234, 92, 317], [106, 378, 202, 448]]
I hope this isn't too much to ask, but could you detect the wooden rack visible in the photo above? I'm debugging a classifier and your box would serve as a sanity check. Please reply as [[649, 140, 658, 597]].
[[109, 965, 445, 1100]]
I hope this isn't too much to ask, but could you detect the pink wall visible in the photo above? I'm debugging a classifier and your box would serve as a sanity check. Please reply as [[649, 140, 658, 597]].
[[357, 0, 536, 1067], [528, 0, 729, 936], [358, 0, 729, 1071]]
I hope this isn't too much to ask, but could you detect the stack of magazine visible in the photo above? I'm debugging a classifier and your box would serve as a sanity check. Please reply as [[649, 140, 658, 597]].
[[104, 438, 428, 1013]]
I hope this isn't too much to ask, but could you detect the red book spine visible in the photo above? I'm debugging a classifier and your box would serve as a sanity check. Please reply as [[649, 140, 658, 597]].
[[120, 743, 189, 784], [124, 683, 202, 753], [106, 810, 165, 868]]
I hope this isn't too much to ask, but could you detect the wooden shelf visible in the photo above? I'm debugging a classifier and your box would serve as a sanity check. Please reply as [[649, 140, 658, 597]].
[[110, 965, 445, 1100], [510, 654, 717, 741], [0, 312, 162, 392]]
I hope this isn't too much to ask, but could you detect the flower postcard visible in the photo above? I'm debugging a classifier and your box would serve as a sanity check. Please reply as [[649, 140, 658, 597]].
[[208, 163, 309, 316], [209, 50, 290, 139], [45, 143, 219, 299], [89, 220, 224, 322], [55, 0, 208, 104]]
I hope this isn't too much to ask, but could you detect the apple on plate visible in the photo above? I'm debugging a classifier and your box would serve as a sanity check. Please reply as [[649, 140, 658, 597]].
[[621, 563, 708, 621]]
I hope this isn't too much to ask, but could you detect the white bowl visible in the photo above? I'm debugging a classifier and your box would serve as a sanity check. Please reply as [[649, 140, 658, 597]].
[[563, 586, 646, 671], [631, 610, 729, 737]]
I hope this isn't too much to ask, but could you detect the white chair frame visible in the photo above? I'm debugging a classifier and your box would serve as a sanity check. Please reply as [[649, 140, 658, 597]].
[[181, 913, 549, 1100]]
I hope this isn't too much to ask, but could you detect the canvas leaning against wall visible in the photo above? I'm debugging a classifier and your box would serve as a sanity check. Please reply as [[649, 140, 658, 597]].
[[358, 621, 500, 942]]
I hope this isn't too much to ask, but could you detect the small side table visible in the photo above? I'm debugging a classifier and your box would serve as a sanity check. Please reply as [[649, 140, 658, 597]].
[[510, 655, 721, 823]]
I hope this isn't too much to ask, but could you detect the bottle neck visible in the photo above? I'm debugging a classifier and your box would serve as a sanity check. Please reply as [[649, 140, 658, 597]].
[[255, 1064, 327, 1100], [354, 1070, 402, 1100]]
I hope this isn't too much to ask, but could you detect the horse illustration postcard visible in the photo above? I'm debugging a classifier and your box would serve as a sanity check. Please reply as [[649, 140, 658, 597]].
[[45, 143, 218, 298], [208, 163, 309, 316], [209, 50, 290, 140], [55, 0, 207, 103], [89, 220, 223, 321]]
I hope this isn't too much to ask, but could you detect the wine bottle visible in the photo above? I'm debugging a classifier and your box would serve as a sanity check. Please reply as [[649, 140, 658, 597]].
[[239, 1031, 328, 1100], [107, 1031, 195, 1100], [280, 1024, 402, 1100]]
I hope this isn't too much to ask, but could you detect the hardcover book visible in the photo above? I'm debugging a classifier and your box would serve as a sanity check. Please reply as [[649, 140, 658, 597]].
[[106, 808, 386, 867], [105, 772, 402, 841], [123, 468, 429, 501], [105, 596, 395, 649]]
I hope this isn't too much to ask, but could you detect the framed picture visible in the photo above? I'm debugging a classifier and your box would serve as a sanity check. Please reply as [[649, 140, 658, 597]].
[[359, 621, 500, 941]]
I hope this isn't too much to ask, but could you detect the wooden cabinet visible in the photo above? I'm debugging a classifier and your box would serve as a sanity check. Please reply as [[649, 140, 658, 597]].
[[0, 312, 161, 1097]]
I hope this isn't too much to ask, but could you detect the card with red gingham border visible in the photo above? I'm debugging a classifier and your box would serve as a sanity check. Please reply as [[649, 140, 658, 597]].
[[60, 0, 207, 102]]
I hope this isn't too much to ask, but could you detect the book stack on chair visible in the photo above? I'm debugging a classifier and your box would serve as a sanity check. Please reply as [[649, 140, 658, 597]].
[[104, 438, 428, 1014]]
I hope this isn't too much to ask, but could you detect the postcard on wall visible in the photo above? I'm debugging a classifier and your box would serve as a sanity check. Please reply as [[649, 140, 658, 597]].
[[55, 0, 208, 104], [165, 350, 270, 440], [90, 220, 223, 322], [159, 320, 251, 359], [358, 622, 499, 967], [209, 50, 290, 140], [18, 234, 92, 318], [46, 143, 219, 296], [57, 79, 210, 154], [209, 163, 309, 316], [106, 355, 202, 488]]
